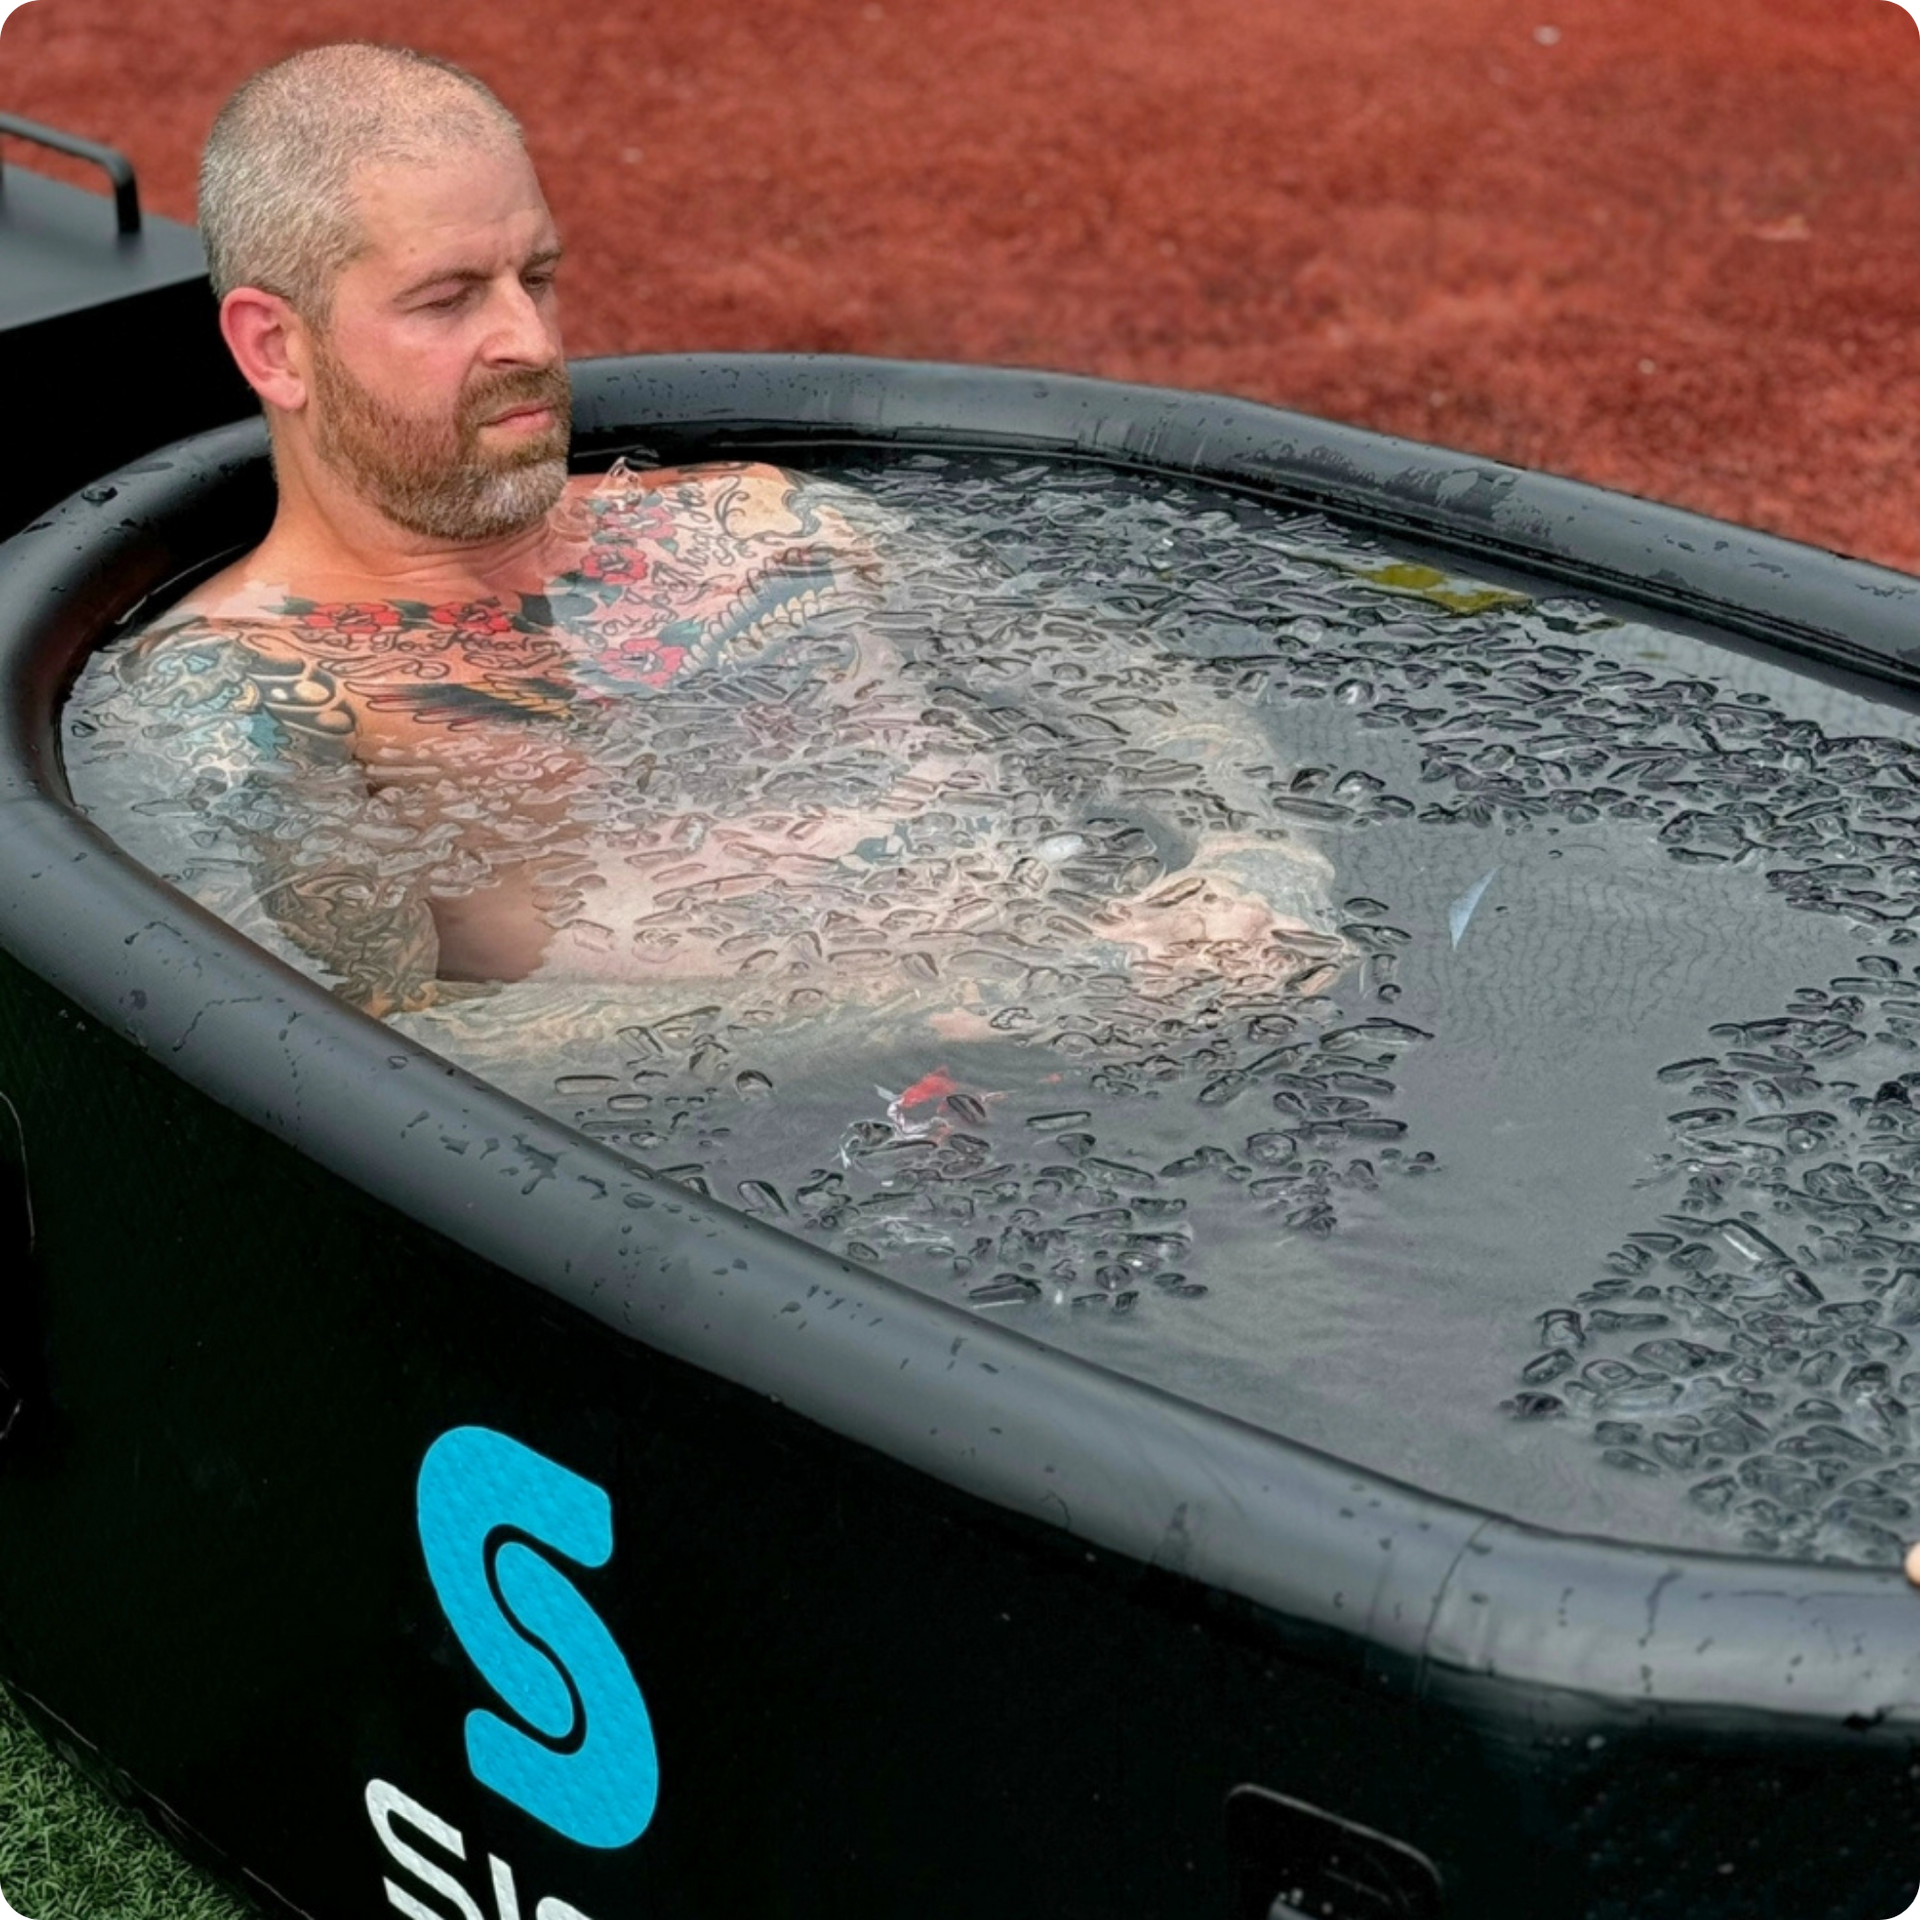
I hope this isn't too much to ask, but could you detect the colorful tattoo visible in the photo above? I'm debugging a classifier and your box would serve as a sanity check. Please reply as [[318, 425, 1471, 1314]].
[[113, 462, 877, 1011], [554, 464, 862, 692], [119, 620, 443, 1013], [146, 465, 867, 720]]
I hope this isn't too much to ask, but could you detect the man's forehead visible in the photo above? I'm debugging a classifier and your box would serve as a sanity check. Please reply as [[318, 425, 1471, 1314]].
[[345, 144, 557, 268]]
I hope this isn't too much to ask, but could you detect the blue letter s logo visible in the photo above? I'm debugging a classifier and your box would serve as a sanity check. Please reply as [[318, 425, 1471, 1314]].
[[417, 1427, 659, 1849]]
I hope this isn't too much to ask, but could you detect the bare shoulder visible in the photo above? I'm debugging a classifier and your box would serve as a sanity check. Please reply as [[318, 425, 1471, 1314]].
[[699, 461, 823, 540], [154, 532, 321, 626], [592, 459, 863, 547]]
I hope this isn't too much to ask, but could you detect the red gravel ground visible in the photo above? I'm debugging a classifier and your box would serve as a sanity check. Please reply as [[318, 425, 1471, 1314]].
[[3, 0, 1919, 570]]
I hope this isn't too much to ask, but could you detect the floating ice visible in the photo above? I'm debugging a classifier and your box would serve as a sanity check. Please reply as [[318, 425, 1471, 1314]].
[[63, 448, 1920, 1567], [1448, 867, 1499, 947]]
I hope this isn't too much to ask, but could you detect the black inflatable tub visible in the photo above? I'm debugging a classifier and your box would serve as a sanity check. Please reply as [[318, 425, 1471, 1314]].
[[0, 354, 1916, 1920]]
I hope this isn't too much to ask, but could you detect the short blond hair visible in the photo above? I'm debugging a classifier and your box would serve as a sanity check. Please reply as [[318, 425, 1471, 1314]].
[[199, 43, 522, 322]]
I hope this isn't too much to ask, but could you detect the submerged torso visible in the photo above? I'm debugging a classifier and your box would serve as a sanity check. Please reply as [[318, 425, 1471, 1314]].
[[117, 459, 1336, 1010]]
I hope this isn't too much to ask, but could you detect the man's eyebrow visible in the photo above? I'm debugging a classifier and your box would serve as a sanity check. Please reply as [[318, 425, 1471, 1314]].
[[395, 246, 565, 301]]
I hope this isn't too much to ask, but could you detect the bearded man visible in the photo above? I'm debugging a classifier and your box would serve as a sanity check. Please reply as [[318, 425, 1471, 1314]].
[[116, 43, 1334, 1022], [202, 48, 571, 551]]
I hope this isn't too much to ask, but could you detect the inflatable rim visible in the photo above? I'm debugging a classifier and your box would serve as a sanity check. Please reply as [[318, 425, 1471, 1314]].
[[1, 349, 1918, 1752]]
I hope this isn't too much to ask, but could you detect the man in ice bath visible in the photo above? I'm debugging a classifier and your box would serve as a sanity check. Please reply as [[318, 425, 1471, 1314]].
[[122, 43, 1336, 1025]]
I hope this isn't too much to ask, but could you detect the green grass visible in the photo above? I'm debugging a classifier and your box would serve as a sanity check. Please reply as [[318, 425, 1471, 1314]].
[[0, 1690, 249, 1920]]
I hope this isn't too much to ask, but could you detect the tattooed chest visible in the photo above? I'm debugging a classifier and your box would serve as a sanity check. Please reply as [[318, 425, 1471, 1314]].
[[134, 473, 860, 762]]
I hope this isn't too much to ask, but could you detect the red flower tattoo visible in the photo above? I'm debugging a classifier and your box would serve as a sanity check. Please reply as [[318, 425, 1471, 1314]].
[[299, 602, 405, 636], [575, 543, 651, 586], [595, 635, 689, 689], [426, 600, 519, 635]]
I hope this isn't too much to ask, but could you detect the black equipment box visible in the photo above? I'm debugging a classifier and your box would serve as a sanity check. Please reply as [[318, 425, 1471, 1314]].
[[0, 113, 252, 541]]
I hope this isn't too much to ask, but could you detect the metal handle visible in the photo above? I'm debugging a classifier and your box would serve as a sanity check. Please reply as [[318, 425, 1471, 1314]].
[[0, 111, 142, 235]]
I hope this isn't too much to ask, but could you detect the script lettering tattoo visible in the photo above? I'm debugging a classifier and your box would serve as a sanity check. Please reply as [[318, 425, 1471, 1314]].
[[275, 597, 578, 724]]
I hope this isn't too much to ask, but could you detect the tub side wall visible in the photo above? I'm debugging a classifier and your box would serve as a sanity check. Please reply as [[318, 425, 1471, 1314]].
[[0, 944, 1910, 1920]]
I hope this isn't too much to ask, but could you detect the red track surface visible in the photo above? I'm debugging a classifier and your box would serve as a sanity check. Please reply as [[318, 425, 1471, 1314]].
[[3, 0, 1918, 570]]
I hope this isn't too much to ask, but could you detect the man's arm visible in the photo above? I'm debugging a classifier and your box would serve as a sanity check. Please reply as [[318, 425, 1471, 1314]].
[[114, 619, 444, 1016]]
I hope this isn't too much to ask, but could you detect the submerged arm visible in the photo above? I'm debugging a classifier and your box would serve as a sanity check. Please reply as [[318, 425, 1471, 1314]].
[[116, 621, 443, 1017]]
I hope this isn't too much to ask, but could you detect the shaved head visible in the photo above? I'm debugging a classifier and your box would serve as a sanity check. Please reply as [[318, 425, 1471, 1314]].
[[199, 43, 523, 323]]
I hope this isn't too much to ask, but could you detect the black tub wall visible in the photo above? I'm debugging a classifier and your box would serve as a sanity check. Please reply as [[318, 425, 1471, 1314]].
[[0, 942, 1463, 1920], [0, 943, 1909, 1920]]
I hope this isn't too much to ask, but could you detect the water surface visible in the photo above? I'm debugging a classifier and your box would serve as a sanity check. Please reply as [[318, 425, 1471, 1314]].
[[65, 451, 1920, 1566]]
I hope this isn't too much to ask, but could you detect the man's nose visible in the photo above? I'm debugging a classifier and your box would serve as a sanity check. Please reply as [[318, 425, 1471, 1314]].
[[481, 277, 560, 365]]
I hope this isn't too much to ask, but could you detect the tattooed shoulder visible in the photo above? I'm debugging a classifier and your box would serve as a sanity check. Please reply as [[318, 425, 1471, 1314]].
[[122, 615, 358, 760], [118, 612, 440, 1015], [708, 463, 826, 541]]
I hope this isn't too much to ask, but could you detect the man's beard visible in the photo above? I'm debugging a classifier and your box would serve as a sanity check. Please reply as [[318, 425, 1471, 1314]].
[[307, 334, 573, 543]]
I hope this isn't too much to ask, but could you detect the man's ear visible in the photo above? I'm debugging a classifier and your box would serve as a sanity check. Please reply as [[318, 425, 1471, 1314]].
[[219, 287, 310, 414]]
